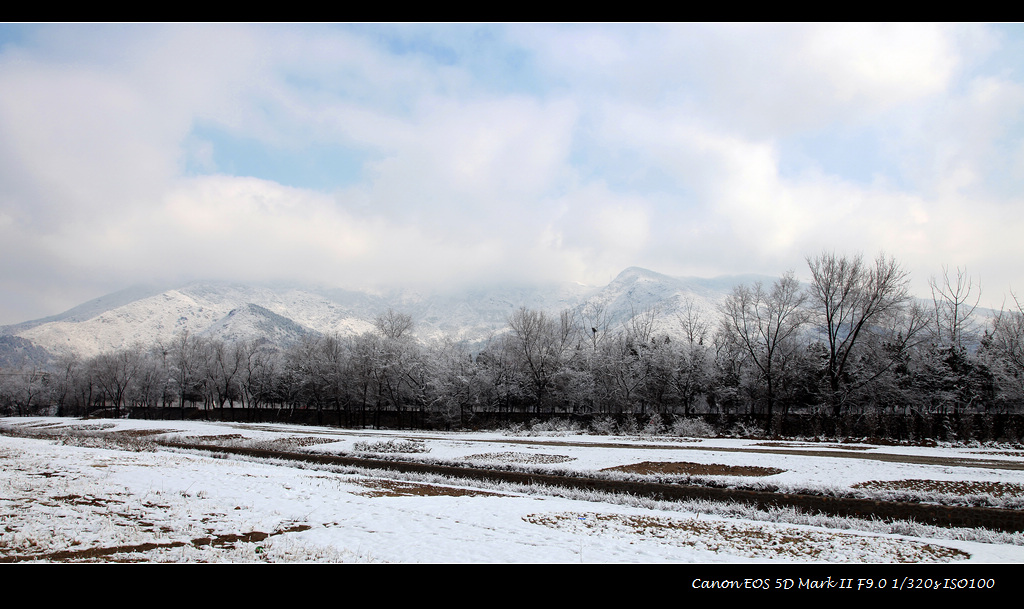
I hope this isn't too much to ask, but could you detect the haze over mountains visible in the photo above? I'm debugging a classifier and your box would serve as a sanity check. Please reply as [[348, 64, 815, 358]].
[[1, 267, 774, 362]]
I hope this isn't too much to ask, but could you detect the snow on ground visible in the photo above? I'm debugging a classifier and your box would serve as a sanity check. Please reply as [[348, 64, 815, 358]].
[[2, 416, 1024, 564]]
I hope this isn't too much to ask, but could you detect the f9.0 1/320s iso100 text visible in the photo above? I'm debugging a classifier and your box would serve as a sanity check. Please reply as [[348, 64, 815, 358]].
[[691, 578, 997, 590]]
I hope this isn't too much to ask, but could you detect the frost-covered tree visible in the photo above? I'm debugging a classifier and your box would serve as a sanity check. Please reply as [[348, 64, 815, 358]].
[[168, 330, 210, 417], [506, 307, 581, 413], [674, 299, 712, 416], [374, 308, 414, 340], [806, 251, 913, 416], [90, 345, 145, 418], [206, 339, 245, 411], [50, 350, 82, 417], [980, 294, 1024, 411], [929, 265, 982, 351], [718, 271, 808, 422], [0, 362, 50, 416], [239, 339, 280, 415]]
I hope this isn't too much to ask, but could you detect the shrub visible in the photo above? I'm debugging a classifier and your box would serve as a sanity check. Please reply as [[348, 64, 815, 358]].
[[727, 420, 764, 438], [590, 416, 617, 436], [528, 418, 582, 435], [500, 422, 525, 435], [671, 416, 716, 438], [642, 414, 665, 436], [618, 415, 638, 436]]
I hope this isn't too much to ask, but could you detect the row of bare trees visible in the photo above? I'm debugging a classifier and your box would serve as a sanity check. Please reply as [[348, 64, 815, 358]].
[[715, 252, 1024, 421], [4, 252, 1024, 429]]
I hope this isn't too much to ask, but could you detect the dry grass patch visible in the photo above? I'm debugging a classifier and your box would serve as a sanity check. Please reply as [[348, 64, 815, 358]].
[[853, 479, 1024, 498], [604, 461, 784, 477], [22, 421, 72, 429], [251, 436, 338, 451], [465, 452, 575, 465], [970, 450, 1024, 458], [170, 434, 338, 453], [524, 512, 970, 562], [65, 423, 116, 431], [112, 429, 173, 438], [353, 439, 429, 453], [186, 434, 247, 443]]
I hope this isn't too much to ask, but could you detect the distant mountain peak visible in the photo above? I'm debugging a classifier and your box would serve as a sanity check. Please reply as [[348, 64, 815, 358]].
[[1, 267, 763, 362]]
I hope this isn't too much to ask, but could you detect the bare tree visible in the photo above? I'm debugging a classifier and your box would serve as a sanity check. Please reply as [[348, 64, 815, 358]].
[[806, 251, 912, 416], [237, 339, 274, 414], [169, 330, 209, 418], [91, 345, 145, 418], [677, 298, 711, 348], [929, 265, 982, 351], [595, 332, 650, 415], [578, 301, 612, 352], [982, 293, 1024, 410], [131, 348, 171, 414], [0, 361, 49, 416], [991, 294, 1024, 368], [675, 299, 712, 415], [718, 271, 808, 422], [424, 337, 486, 429], [284, 335, 330, 424], [207, 339, 246, 412], [374, 309, 414, 340], [626, 304, 658, 346], [51, 349, 82, 417], [506, 307, 581, 413]]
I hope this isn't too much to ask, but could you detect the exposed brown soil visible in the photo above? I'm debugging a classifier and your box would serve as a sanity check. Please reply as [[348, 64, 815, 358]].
[[0, 524, 312, 563], [354, 479, 507, 498], [27, 471, 64, 478], [603, 461, 785, 477], [50, 494, 122, 508]]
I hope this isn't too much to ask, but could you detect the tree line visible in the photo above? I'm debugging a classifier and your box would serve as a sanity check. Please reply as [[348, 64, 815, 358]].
[[4, 251, 1024, 438]]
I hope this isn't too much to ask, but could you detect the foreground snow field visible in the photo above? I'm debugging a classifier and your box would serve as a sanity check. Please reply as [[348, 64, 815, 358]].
[[2, 416, 1024, 564]]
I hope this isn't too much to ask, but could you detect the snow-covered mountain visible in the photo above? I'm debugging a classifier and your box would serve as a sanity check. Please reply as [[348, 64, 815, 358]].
[[0, 268, 770, 360], [578, 267, 770, 332]]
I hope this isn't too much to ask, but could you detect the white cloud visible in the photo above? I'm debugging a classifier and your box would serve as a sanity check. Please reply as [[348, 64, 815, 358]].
[[801, 23, 958, 107], [1, 23, 1023, 324]]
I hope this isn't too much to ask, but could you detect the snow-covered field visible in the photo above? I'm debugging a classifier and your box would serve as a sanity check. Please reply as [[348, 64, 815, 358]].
[[2, 416, 1024, 564]]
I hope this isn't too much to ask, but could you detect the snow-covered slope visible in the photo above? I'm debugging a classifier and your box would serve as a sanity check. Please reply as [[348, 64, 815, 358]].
[[572, 267, 773, 337], [1, 269, 765, 359], [10, 283, 379, 358], [201, 304, 316, 346]]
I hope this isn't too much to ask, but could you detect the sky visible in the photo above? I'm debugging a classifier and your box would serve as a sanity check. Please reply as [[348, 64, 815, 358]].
[[1, 23, 1023, 325]]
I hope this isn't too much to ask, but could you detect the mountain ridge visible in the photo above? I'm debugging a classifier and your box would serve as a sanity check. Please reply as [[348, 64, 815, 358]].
[[0, 267, 777, 361]]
